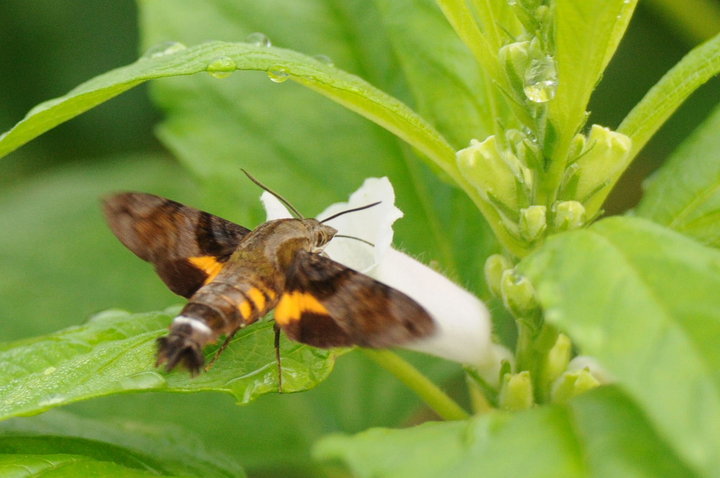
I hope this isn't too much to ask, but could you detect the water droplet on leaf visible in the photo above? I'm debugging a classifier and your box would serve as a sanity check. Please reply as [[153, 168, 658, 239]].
[[523, 56, 558, 103], [267, 66, 289, 83], [313, 54, 334, 67], [120, 371, 167, 390], [246, 32, 272, 47], [207, 56, 237, 79], [143, 41, 187, 59], [38, 395, 67, 408]]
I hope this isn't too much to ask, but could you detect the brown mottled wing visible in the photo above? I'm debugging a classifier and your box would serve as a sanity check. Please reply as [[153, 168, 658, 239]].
[[274, 250, 436, 348], [102, 192, 250, 297]]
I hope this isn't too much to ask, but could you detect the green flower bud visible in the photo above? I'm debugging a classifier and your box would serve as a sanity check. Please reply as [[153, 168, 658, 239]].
[[563, 125, 632, 216], [540, 333, 571, 394], [457, 136, 532, 213], [519, 205, 547, 243], [499, 41, 531, 100], [551, 368, 600, 404], [500, 269, 538, 317], [567, 132, 586, 163], [484, 254, 513, 298], [506, 128, 542, 171], [553, 200, 586, 232], [499, 371, 534, 411]]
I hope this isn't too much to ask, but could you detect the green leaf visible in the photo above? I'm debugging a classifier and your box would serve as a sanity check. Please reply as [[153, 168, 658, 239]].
[[548, 0, 637, 163], [0, 309, 334, 420], [0, 455, 174, 477], [67, 350, 461, 476], [635, 102, 720, 247], [315, 386, 695, 478], [618, 32, 720, 159], [0, 410, 244, 477], [520, 216, 720, 477], [0, 40, 457, 183]]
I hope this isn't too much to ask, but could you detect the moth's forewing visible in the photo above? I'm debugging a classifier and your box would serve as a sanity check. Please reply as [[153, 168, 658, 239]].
[[102, 192, 250, 297], [275, 251, 436, 348]]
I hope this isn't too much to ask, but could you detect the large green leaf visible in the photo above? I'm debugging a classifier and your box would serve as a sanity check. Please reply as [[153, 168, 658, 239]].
[[0, 309, 334, 421], [636, 102, 720, 247], [315, 386, 696, 478], [0, 41, 455, 182], [0, 410, 244, 477], [520, 216, 720, 477]]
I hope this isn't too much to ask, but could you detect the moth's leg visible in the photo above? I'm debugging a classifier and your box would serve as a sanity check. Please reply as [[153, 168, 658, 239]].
[[204, 327, 241, 372], [274, 322, 283, 393]]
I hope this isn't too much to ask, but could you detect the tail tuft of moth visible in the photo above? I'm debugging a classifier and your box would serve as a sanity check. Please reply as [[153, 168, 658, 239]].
[[156, 335, 205, 375], [156, 320, 209, 375]]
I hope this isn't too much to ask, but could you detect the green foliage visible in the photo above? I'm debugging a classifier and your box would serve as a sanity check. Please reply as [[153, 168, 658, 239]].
[[316, 386, 697, 478], [636, 103, 720, 246], [0, 309, 335, 421], [1, 0, 720, 477], [520, 216, 720, 475], [0, 410, 245, 477]]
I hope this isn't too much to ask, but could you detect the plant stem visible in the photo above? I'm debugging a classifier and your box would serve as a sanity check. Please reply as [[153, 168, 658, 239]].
[[362, 349, 469, 421]]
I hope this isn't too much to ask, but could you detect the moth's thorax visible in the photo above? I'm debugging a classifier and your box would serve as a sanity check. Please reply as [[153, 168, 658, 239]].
[[247, 218, 337, 269], [174, 218, 338, 338]]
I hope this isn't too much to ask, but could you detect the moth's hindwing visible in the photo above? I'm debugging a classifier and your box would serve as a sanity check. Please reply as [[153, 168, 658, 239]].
[[102, 192, 250, 297], [275, 250, 436, 348]]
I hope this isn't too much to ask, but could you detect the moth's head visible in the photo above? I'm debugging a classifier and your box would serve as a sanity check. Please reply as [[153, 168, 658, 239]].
[[304, 219, 337, 248]]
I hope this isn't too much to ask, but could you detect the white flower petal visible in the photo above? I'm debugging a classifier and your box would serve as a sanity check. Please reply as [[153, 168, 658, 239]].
[[370, 248, 511, 384], [318, 177, 401, 273], [261, 191, 294, 220]]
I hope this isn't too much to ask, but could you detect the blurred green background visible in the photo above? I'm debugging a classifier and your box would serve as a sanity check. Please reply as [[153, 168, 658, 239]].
[[1, 1, 718, 476]]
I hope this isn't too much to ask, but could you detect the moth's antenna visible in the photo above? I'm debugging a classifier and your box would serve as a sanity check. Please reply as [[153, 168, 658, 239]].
[[334, 234, 375, 247], [241, 169, 304, 219], [320, 201, 381, 223]]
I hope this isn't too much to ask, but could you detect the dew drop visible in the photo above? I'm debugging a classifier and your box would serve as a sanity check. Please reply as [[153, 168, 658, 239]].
[[206, 56, 237, 79], [267, 66, 289, 83], [523, 56, 558, 103], [143, 41, 187, 59], [313, 54, 334, 67], [246, 32, 272, 47], [87, 309, 130, 324], [38, 395, 67, 408], [120, 371, 167, 390]]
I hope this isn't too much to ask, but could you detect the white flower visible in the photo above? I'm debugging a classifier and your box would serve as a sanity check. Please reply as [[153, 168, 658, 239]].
[[262, 177, 510, 384]]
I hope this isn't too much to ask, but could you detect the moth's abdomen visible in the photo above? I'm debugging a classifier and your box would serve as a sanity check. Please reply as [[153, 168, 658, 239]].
[[157, 281, 279, 373], [183, 281, 278, 334]]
